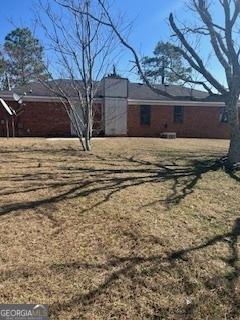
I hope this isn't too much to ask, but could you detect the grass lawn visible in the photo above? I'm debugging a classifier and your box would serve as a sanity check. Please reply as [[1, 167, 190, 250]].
[[0, 137, 240, 319]]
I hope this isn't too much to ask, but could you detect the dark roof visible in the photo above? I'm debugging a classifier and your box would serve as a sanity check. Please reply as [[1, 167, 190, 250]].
[[0, 78, 217, 101], [128, 83, 209, 101], [0, 80, 104, 98]]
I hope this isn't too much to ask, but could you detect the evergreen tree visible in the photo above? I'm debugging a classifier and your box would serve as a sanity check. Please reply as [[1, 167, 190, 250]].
[[0, 51, 7, 90], [3, 28, 47, 87], [141, 41, 192, 84]]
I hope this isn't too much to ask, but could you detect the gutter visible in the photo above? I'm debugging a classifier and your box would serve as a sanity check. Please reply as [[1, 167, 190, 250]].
[[1, 93, 239, 107], [128, 99, 240, 107], [0, 94, 103, 103]]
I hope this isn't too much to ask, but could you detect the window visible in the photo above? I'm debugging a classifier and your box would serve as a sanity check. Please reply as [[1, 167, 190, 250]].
[[174, 106, 184, 123], [219, 107, 228, 123], [140, 105, 151, 125]]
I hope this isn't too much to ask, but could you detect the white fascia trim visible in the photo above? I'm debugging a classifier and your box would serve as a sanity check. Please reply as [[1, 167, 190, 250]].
[[0, 94, 103, 103], [1, 94, 239, 107], [0, 95, 60, 102], [127, 99, 228, 106]]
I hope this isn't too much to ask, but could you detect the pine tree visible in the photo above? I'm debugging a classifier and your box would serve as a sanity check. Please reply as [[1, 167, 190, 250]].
[[141, 41, 192, 84], [3, 28, 47, 88]]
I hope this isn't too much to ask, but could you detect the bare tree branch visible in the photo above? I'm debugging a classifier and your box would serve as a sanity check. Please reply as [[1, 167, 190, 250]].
[[169, 13, 227, 95], [37, 0, 117, 150]]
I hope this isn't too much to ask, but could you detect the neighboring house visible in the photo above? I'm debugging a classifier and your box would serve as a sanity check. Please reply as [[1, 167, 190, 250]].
[[0, 76, 232, 138]]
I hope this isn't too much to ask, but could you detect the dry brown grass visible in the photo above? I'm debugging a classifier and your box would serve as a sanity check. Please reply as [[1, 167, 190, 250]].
[[0, 137, 239, 319]]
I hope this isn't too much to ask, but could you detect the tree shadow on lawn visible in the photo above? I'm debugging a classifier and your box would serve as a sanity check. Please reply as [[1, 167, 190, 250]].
[[0, 149, 239, 216], [49, 218, 240, 319], [0, 148, 239, 317]]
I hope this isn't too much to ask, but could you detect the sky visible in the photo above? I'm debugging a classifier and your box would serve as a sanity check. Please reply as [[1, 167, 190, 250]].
[[0, 0, 226, 86], [0, 0, 184, 45]]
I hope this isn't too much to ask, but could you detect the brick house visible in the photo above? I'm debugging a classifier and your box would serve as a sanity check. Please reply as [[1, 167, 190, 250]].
[[0, 77, 232, 138]]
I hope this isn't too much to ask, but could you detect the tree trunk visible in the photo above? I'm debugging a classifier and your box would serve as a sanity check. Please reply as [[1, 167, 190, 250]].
[[227, 98, 240, 166], [84, 116, 92, 151], [228, 129, 240, 165], [84, 130, 91, 151], [84, 102, 92, 152]]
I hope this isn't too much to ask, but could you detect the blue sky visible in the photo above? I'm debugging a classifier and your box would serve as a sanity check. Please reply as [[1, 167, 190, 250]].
[[0, 0, 226, 86], [0, 0, 184, 45]]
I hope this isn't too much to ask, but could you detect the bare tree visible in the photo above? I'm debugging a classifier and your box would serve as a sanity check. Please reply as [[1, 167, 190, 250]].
[[168, 0, 240, 167], [63, 0, 240, 166], [37, 0, 117, 151]]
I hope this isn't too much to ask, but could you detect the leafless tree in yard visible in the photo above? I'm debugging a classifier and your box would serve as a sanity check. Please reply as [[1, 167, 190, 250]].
[[64, 0, 240, 166], [37, 0, 117, 151], [168, 0, 240, 167]]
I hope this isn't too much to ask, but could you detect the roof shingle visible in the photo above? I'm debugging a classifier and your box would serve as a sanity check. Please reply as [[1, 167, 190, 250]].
[[0, 78, 217, 102]]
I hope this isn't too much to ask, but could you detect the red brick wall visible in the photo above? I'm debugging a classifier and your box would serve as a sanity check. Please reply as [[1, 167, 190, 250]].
[[128, 105, 230, 139], [0, 108, 14, 137], [0, 100, 233, 139], [9, 101, 70, 137], [0, 100, 103, 137]]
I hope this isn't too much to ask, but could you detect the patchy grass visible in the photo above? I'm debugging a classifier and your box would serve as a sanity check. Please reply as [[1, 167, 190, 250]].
[[0, 137, 239, 319]]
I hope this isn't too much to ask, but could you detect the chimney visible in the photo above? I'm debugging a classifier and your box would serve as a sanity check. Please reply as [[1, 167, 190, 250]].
[[103, 76, 128, 136], [103, 76, 128, 99]]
